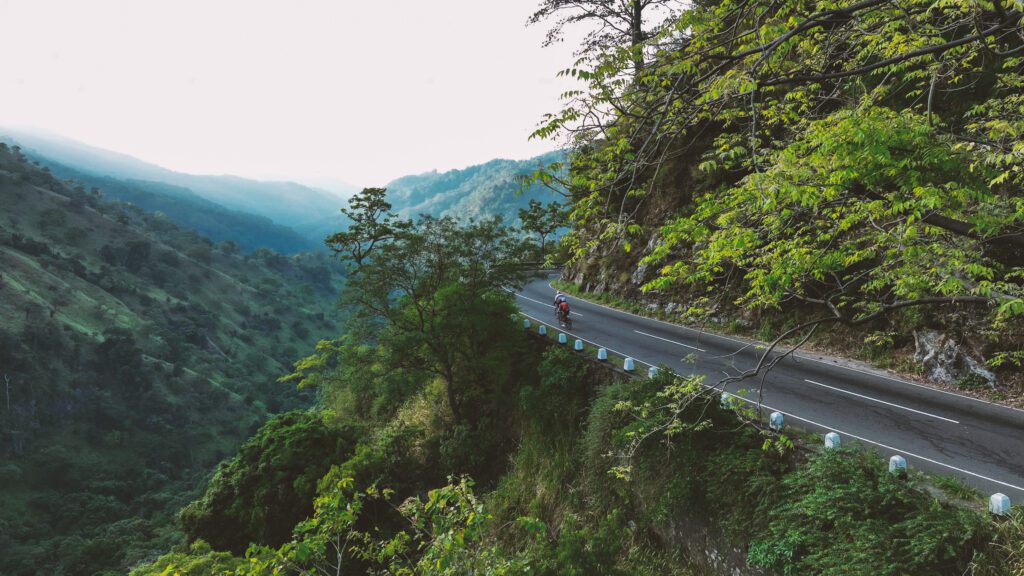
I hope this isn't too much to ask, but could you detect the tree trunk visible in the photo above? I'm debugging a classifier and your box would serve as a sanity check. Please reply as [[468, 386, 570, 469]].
[[631, 0, 644, 74]]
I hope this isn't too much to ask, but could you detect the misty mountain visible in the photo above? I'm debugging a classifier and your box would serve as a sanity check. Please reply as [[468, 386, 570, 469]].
[[39, 161, 318, 253], [384, 150, 567, 223], [0, 128, 346, 237]]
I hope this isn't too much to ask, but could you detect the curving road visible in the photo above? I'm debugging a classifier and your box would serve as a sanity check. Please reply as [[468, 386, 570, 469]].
[[514, 273, 1024, 498]]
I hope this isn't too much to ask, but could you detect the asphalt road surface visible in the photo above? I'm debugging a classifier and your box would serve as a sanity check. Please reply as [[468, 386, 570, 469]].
[[514, 273, 1024, 499]]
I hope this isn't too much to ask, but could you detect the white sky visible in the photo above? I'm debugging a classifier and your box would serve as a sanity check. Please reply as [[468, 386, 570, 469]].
[[0, 0, 581, 187]]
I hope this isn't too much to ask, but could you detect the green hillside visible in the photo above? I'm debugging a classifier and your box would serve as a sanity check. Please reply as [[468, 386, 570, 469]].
[[385, 151, 567, 223], [0, 142, 345, 575]]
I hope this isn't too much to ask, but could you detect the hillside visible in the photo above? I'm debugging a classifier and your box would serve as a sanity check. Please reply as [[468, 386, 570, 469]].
[[384, 150, 566, 223], [0, 128, 347, 238], [42, 160, 319, 254], [0, 142, 346, 575]]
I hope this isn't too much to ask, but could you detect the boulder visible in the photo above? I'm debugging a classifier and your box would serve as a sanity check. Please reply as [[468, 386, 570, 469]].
[[913, 330, 997, 389]]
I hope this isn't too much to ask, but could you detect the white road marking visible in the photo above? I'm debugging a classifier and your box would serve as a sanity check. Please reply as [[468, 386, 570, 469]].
[[634, 330, 706, 352], [520, 280, 1024, 491], [512, 291, 583, 317], [813, 362, 1024, 414], [805, 379, 959, 424], [540, 281, 1024, 415], [758, 403, 1024, 494], [521, 307, 1024, 494]]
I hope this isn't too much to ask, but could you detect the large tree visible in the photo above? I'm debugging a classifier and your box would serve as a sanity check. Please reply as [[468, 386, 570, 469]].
[[332, 195, 531, 424], [534, 0, 1024, 378], [325, 187, 411, 266], [518, 198, 567, 253]]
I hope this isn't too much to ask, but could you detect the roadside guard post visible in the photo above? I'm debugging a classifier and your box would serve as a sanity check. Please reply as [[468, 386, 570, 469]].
[[990, 493, 1011, 516], [720, 392, 734, 409], [824, 432, 841, 449], [889, 455, 907, 475]]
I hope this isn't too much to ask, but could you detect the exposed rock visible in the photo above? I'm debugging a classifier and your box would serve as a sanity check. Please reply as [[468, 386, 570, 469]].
[[630, 262, 649, 287], [913, 330, 997, 388]]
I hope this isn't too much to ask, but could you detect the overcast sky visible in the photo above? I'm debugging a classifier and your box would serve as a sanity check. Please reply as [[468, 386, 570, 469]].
[[0, 0, 581, 187]]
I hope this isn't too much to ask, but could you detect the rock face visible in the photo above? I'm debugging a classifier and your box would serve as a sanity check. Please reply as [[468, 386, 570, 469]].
[[914, 330, 997, 388]]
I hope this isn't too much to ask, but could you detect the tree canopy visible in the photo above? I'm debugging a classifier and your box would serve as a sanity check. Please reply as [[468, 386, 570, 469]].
[[532, 0, 1024, 357]]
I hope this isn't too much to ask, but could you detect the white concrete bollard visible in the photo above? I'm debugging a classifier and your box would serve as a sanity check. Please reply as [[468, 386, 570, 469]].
[[523, 319, 531, 330], [574, 339, 584, 351], [769, 412, 783, 431], [648, 366, 659, 378], [889, 455, 908, 474], [720, 392, 734, 409], [558, 333, 568, 344], [824, 432, 841, 449], [623, 357, 635, 372], [597, 348, 608, 361], [538, 324, 547, 336], [990, 493, 1012, 516]]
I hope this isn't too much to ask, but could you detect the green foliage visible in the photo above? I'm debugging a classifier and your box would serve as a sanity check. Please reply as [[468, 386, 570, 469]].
[[535, 0, 1024, 361], [519, 347, 593, 434], [648, 107, 1020, 325], [747, 448, 991, 576], [179, 411, 361, 553], [324, 187, 411, 266], [518, 198, 568, 256], [128, 540, 247, 576], [970, 506, 1024, 576], [338, 208, 531, 425]]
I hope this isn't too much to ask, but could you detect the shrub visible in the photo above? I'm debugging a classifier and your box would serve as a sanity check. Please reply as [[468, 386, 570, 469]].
[[747, 448, 991, 576], [179, 411, 362, 553]]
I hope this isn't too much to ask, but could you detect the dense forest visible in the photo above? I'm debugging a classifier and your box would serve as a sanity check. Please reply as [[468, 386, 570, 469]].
[[0, 143, 346, 574], [7, 0, 1024, 573], [128, 188, 1022, 576]]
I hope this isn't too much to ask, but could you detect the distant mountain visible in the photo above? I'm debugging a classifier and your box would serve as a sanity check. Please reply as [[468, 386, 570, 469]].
[[384, 151, 567, 223], [0, 128, 346, 238], [291, 176, 360, 199], [37, 160, 318, 253]]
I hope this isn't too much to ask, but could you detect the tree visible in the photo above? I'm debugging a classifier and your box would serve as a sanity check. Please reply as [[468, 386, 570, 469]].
[[325, 187, 411, 266], [346, 218, 528, 424], [532, 0, 1024, 384], [93, 327, 143, 393], [217, 240, 240, 255], [518, 199, 567, 254], [179, 411, 362, 553], [336, 206, 530, 424], [528, 0, 676, 74]]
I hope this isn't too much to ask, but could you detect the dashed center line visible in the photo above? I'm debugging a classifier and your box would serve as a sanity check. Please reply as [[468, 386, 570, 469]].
[[519, 309, 1021, 493], [511, 291, 583, 317], [634, 330, 706, 352], [805, 379, 959, 424]]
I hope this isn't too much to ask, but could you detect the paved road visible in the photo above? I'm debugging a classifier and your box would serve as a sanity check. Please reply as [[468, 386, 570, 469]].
[[515, 273, 1024, 498]]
